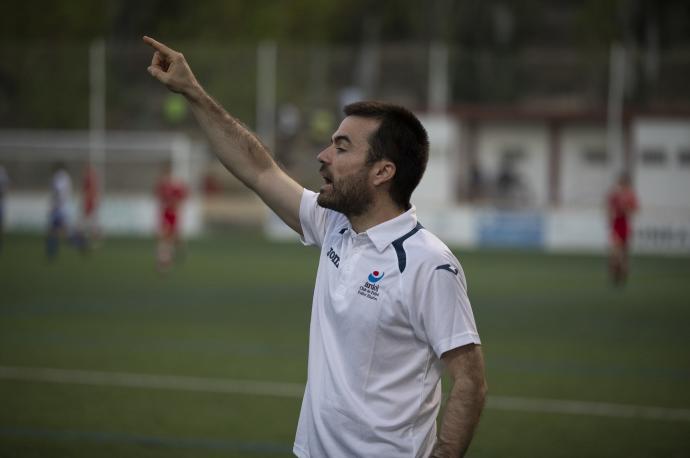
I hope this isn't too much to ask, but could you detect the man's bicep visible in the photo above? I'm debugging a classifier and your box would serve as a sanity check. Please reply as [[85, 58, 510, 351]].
[[254, 165, 305, 236]]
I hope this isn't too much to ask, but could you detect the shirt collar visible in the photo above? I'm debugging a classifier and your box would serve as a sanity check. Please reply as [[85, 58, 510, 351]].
[[361, 205, 419, 253]]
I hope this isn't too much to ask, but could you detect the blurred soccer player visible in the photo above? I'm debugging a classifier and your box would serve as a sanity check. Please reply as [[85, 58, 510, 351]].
[[607, 172, 638, 285], [145, 36, 486, 457], [156, 162, 187, 271], [46, 162, 74, 259], [79, 163, 101, 249], [0, 164, 9, 254]]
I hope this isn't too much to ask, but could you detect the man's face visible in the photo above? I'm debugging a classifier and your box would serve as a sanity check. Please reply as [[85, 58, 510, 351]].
[[316, 116, 380, 217]]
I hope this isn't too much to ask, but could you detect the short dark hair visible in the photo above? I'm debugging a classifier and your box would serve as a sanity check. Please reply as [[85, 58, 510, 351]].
[[344, 101, 429, 210]]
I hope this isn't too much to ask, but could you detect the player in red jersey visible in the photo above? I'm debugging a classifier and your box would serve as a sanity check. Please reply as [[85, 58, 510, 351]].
[[606, 173, 638, 285], [156, 163, 188, 271], [80, 163, 100, 249]]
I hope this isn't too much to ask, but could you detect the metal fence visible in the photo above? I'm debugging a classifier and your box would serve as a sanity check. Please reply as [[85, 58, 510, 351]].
[[2, 41, 689, 128], [1, 40, 689, 193]]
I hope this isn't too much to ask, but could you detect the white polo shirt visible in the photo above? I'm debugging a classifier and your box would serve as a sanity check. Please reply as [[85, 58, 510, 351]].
[[294, 189, 480, 458]]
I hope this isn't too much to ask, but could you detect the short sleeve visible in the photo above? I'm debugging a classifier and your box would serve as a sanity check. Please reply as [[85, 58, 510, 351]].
[[299, 189, 329, 248], [409, 258, 480, 358]]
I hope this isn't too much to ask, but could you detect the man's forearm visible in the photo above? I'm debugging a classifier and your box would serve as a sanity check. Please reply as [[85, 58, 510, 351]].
[[432, 377, 487, 457], [185, 84, 276, 190]]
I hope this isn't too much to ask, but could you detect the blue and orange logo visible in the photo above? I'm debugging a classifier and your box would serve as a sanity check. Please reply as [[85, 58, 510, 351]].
[[367, 270, 385, 283]]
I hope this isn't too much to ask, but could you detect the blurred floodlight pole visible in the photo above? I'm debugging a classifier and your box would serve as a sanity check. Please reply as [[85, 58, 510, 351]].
[[607, 42, 626, 177], [357, 18, 380, 98], [428, 42, 449, 113], [257, 41, 277, 154], [89, 38, 106, 191], [172, 134, 192, 185]]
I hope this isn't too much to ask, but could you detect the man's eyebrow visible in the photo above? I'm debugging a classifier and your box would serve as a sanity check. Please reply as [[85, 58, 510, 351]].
[[332, 135, 352, 145]]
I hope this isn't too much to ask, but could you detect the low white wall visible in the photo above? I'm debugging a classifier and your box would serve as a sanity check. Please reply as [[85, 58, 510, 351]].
[[633, 209, 690, 253], [4, 193, 202, 237], [264, 204, 690, 256], [545, 207, 608, 253]]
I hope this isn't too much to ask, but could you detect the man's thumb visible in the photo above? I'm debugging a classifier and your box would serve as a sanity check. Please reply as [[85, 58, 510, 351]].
[[148, 66, 165, 81]]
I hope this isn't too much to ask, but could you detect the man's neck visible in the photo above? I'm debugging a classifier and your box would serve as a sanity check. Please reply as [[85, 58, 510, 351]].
[[348, 199, 407, 234]]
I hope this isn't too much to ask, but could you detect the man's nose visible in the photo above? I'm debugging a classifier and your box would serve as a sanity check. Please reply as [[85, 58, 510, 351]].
[[317, 146, 331, 164]]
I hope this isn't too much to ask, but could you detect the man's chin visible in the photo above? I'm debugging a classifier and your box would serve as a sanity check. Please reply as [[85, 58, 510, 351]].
[[317, 193, 342, 212], [317, 193, 333, 208]]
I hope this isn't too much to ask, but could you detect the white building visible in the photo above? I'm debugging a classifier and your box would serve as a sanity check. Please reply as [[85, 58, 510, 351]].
[[414, 109, 690, 254]]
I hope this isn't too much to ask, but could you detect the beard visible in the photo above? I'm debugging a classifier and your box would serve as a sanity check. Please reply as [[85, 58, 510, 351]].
[[317, 165, 374, 217]]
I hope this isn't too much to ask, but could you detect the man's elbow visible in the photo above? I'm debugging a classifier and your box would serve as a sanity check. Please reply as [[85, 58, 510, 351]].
[[477, 376, 488, 406], [463, 371, 487, 406], [467, 363, 488, 406], [454, 372, 488, 406]]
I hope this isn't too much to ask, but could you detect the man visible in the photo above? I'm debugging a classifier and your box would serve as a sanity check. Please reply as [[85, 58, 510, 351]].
[[0, 164, 8, 253], [79, 163, 101, 249], [46, 162, 73, 259], [144, 36, 486, 457], [155, 162, 187, 271], [607, 172, 638, 285]]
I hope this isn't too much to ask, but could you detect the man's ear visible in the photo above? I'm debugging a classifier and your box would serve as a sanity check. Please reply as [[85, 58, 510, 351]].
[[371, 160, 396, 187]]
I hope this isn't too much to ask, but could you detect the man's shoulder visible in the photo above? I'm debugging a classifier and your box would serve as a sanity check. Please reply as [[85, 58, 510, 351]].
[[410, 226, 453, 254], [398, 226, 459, 274]]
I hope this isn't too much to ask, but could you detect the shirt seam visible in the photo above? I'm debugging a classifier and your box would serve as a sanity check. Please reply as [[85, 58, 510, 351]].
[[410, 343, 434, 457]]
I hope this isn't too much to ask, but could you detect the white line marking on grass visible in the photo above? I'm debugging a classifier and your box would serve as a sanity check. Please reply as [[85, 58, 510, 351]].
[[487, 395, 690, 422], [2, 366, 689, 422], [0, 366, 304, 398]]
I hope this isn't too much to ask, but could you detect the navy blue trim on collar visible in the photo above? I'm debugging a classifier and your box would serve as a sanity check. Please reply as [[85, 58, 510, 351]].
[[391, 222, 423, 273]]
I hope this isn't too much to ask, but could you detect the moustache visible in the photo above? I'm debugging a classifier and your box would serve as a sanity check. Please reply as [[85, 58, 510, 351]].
[[319, 165, 333, 182]]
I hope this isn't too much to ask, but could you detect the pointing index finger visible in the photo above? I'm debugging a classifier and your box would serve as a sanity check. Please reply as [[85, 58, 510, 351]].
[[143, 35, 175, 58]]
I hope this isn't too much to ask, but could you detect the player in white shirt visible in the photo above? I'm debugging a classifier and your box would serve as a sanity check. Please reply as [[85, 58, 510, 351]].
[[46, 163, 90, 258], [46, 162, 74, 258], [145, 36, 487, 458], [0, 165, 9, 253]]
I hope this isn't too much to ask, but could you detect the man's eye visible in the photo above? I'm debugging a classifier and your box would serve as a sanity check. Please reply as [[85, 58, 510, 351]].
[[335, 147, 346, 152]]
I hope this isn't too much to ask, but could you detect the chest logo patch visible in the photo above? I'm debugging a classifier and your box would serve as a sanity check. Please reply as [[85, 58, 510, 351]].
[[367, 270, 384, 283], [359, 270, 383, 301]]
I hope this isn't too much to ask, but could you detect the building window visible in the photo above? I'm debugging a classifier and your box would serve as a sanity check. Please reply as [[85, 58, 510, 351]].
[[581, 148, 608, 166], [500, 147, 525, 163], [640, 148, 667, 166], [678, 148, 690, 167]]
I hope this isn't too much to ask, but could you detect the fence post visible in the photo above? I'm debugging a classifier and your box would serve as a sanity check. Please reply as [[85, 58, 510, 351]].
[[257, 41, 277, 154], [89, 38, 106, 192]]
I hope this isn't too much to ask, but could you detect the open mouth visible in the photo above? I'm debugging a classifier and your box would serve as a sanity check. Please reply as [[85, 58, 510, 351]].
[[320, 175, 333, 192]]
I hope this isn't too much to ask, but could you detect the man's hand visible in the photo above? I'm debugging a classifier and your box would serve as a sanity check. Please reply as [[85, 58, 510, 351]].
[[143, 36, 200, 97]]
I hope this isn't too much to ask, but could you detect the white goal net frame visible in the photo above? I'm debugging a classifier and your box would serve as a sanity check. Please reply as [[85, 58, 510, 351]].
[[0, 129, 204, 236]]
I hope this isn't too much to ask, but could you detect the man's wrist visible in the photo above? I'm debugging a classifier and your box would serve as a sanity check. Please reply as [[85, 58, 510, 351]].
[[183, 82, 205, 104]]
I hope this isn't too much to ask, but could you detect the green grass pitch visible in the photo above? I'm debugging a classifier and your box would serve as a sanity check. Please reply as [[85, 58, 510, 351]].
[[1, 232, 689, 457]]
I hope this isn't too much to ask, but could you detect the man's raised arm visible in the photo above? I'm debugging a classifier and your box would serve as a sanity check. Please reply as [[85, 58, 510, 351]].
[[143, 36, 304, 235]]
